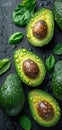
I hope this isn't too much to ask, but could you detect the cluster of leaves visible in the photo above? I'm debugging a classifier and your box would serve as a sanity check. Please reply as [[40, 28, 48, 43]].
[[45, 43, 62, 72], [13, 0, 36, 26]]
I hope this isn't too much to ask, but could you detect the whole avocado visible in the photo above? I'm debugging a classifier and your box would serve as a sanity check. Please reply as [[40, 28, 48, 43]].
[[54, 0, 62, 30], [52, 60, 62, 100], [26, 8, 54, 47], [14, 48, 46, 87], [0, 74, 25, 116], [28, 89, 61, 127]]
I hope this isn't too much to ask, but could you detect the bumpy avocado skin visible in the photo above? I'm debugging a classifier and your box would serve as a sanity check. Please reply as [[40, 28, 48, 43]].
[[14, 48, 46, 87], [26, 8, 54, 47], [54, 0, 62, 30], [0, 74, 25, 116], [28, 89, 61, 127], [52, 60, 62, 100]]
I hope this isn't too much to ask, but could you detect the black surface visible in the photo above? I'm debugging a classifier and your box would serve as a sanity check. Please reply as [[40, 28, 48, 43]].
[[0, 0, 62, 130]]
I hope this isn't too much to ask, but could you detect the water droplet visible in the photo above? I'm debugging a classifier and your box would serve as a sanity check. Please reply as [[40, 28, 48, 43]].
[[30, 97, 33, 101], [56, 111, 60, 116], [33, 100, 36, 103], [39, 3, 42, 6], [28, 48, 33, 52], [27, 34, 31, 39], [18, 66, 20, 69], [50, 98, 53, 102], [31, 19, 34, 22], [16, 59, 20, 63]]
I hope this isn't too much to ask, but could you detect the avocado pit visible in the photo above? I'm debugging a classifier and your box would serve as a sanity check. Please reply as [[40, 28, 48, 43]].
[[23, 59, 39, 79], [37, 101, 54, 120], [32, 20, 47, 39]]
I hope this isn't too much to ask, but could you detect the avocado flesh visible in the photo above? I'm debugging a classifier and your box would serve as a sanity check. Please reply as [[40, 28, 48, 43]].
[[26, 8, 54, 47], [0, 74, 25, 116], [14, 48, 46, 87], [28, 89, 61, 127], [52, 60, 62, 100]]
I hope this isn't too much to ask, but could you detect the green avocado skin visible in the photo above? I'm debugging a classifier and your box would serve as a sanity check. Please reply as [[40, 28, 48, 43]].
[[28, 89, 61, 127], [0, 74, 25, 116], [54, 0, 62, 30], [14, 48, 46, 87], [52, 60, 62, 100]]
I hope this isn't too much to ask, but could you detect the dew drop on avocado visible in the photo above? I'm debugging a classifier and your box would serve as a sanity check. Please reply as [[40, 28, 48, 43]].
[[37, 101, 54, 120], [32, 20, 47, 39], [23, 59, 39, 79]]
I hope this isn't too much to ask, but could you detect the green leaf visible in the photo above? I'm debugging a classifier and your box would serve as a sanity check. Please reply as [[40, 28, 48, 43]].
[[19, 115, 32, 130], [22, 0, 36, 11], [13, 0, 36, 26], [8, 32, 24, 44], [53, 43, 62, 55], [0, 58, 10, 75], [45, 55, 56, 72]]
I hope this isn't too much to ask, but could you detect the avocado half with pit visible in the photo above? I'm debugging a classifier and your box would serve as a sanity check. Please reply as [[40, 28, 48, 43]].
[[14, 48, 46, 87], [26, 8, 54, 47], [28, 89, 61, 127]]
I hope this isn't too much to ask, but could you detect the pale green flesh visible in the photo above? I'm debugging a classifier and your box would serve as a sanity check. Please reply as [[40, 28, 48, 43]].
[[26, 8, 54, 47], [28, 90, 61, 127], [14, 49, 46, 87]]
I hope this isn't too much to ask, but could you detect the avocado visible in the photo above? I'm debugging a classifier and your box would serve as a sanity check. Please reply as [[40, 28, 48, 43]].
[[52, 60, 62, 100], [28, 89, 61, 127], [0, 74, 25, 116], [26, 8, 54, 47], [54, 0, 62, 30], [14, 48, 46, 87]]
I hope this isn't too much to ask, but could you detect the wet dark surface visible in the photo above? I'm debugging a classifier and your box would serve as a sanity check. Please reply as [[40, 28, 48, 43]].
[[0, 0, 62, 130]]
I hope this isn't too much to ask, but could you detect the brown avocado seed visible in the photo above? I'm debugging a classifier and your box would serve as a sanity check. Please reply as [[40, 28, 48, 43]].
[[23, 59, 39, 79], [37, 101, 54, 120], [32, 20, 47, 39]]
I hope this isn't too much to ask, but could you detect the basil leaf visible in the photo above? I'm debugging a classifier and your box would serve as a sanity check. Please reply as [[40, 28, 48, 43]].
[[19, 115, 32, 130], [8, 32, 24, 44], [45, 55, 56, 72], [22, 0, 36, 11], [13, 0, 36, 26], [53, 43, 62, 55], [0, 58, 10, 75]]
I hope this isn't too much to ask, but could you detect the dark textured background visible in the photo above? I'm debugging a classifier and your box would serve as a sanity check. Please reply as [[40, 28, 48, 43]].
[[0, 0, 62, 130]]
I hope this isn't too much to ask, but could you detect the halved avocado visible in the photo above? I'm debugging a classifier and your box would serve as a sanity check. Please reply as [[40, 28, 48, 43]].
[[14, 48, 46, 87], [28, 89, 61, 127], [26, 8, 54, 47]]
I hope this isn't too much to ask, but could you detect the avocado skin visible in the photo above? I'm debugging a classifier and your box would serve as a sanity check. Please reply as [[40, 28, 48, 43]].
[[28, 89, 61, 127], [52, 60, 62, 100], [26, 8, 54, 47], [14, 48, 46, 87], [0, 74, 25, 116], [54, 0, 62, 30]]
